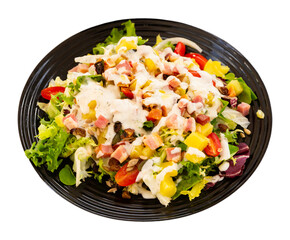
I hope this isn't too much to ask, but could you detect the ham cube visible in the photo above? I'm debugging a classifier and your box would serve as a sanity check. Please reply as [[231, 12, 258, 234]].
[[178, 98, 189, 109], [143, 133, 163, 150], [68, 63, 89, 73], [192, 95, 203, 104], [116, 60, 132, 75], [183, 117, 196, 132], [237, 102, 251, 116], [165, 114, 178, 129], [94, 115, 109, 129], [167, 76, 181, 89], [111, 145, 128, 163], [95, 144, 114, 158], [166, 147, 182, 163], [195, 114, 210, 125], [63, 114, 78, 130]]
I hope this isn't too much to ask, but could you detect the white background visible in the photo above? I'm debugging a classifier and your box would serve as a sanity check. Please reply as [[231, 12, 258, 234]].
[[1, 0, 289, 239]]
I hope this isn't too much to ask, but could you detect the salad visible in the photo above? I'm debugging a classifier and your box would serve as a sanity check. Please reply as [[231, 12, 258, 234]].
[[25, 20, 263, 206]]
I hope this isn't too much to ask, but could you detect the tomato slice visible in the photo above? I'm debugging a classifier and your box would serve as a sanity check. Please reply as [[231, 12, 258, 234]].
[[204, 132, 222, 157], [174, 42, 186, 56], [185, 53, 208, 70], [115, 162, 139, 187], [41, 86, 65, 100], [188, 70, 201, 78], [146, 109, 162, 122], [121, 87, 134, 99]]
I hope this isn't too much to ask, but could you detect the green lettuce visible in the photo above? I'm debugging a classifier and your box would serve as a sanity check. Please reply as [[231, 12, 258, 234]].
[[59, 164, 76, 185], [172, 161, 202, 200], [60, 135, 96, 158], [225, 73, 257, 104], [93, 20, 147, 54], [25, 121, 70, 172]]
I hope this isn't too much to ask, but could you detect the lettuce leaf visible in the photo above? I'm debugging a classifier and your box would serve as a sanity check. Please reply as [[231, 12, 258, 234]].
[[59, 164, 76, 185], [93, 20, 147, 54], [172, 161, 202, 200], [61, 135, 96, 158], [25, 122, 70, 172], [180, 178, 208, 201]]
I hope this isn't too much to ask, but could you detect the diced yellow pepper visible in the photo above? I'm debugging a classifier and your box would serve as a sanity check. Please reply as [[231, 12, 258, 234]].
[[130, 145, 144, 159], [88, 100, 97, 109], [55, 114, 64, 127], [82, 110, 97, 121], [184, 132, 209, 151], [196, 123, 213, 137], [227, 80, 243, 97], [204, 59, 230, 78], [185, 152, 205, 164], [175, 87, 186, 96], [141, 146, 154, 158], [144, 58, 157, 73], [98, 127, 108, 145], [116, 38, 137, 53], [160, 176, 177, 198]]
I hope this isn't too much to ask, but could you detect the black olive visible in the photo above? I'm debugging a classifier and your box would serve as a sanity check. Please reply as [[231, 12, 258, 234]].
[[114, 121, 122, 133], [95, 60, 104, 74]]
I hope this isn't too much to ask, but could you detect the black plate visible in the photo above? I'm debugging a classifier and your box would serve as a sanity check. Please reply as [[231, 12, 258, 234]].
[[18, 19, 272, 221]]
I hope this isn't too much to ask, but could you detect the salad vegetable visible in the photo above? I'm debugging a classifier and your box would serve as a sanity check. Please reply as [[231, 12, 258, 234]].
[[25, 20, 261, 206]]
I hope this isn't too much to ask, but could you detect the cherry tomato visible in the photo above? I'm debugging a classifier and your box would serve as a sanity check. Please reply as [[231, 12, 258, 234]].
[[174, 42, 186, 56], [120, 87, 134, 99], [41, 86, 65, 100], [115, 162, 139, 187], [185, 53, 208, 70], [146, 109, 162, 122], [188, 70, 201, 78], [204, 132, 222, 157]]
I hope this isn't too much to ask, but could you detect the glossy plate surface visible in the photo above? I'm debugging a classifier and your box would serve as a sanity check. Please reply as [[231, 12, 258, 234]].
[[18, 19, 272, 221]]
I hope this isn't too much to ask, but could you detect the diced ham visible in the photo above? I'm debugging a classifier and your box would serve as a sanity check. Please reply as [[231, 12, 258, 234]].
[[163, 63, 174, 75], [192, 95, 203, 104], [178, 98, 189, 109], [143, 133, 163, 150], [166, 147, 182, 163], [94, 115, 109, 129], [183, 117, 196, 132], [165, 114, 178, 129], [195, 114, 210, 125], [167, 76, 181, 89], [111, 145, 128, 163], [95, 144, 114, 158], [68, 63, 89, 73], [63, 114, 78, 130], [116, 60, 132, 75], [237, 102, 251, 116]]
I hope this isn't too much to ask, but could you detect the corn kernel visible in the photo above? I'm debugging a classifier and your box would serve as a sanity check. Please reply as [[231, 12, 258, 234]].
[[55, 114, 64, 127], [256, 109, 265, 119], [144, 58, 157, 73]]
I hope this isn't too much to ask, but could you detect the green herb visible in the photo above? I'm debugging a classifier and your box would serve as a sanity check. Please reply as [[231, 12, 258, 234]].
[[59, 164, 76, 185], [143, 120, 154, 131]]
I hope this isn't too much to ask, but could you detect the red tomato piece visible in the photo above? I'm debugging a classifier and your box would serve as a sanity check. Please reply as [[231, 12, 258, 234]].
[[121, 87, 134, 99], [204, 132, 222, 157], [174, 42, 186, 56], [146, 109, 162, 122], [185, 53, 208, 70], [188, 70, 201, 78], [115, 162, 139, 187], [41, 86, 65, 100]]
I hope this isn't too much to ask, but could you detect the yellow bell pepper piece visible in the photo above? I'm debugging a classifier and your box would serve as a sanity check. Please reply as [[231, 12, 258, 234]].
[[116, 38, 137, 53], [227, 80, 243, 97], [130, 145, 144, 159], [184, 132, 209, 151], [144, 58, 157, 73], [196, 123, 213, 137], [204, 59, 230, 78], [55, 114, 64, 127]]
